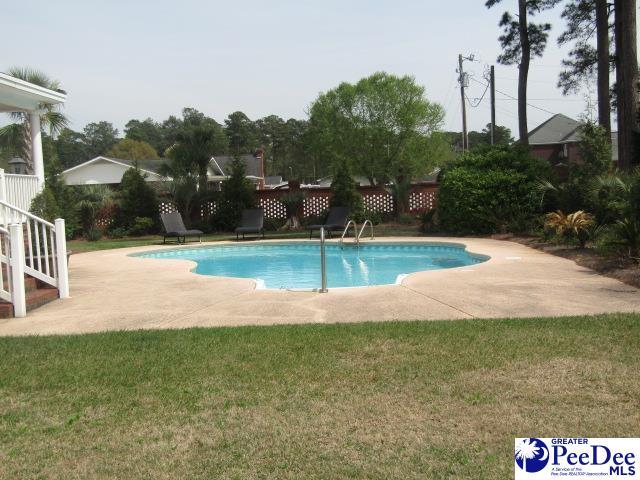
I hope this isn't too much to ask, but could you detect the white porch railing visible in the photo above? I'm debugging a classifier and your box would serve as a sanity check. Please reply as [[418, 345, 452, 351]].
[[0, 168, 41, 213], [0, 226, 14, 304], [0, 200, 69, 317]]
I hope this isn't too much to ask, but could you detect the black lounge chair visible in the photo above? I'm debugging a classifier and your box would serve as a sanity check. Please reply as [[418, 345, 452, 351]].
[[235, 208, 265, 240], [160, 212, 203, 244], [308, 206, 350, 238]]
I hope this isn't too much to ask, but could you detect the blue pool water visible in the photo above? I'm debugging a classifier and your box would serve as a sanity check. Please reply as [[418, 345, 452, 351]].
[[135, 242, 488, 290]]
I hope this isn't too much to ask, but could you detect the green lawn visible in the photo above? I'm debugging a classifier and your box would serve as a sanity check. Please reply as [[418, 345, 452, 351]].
[[68, 224, 423, 253], [1, 314, 638, 479]]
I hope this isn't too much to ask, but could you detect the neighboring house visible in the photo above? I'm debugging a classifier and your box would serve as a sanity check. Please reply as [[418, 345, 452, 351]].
[[528, 114, 618, 167], [61, 153, 266, 188], [61, 156, 168, 185], [209, 153, 264, 189]]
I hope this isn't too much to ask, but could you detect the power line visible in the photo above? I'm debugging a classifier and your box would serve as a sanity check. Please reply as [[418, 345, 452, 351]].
[[465, 80, 490, 107], [469, 77, 556, 116]]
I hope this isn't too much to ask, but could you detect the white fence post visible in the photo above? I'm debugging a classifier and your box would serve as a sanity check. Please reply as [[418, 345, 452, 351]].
[[54, 218, 69, 298], [9, 223, 26, 317]]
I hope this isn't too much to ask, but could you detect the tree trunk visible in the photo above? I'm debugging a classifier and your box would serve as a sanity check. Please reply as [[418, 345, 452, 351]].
[[517, 0, 530, 146], [614, 0, 639, 171], [21, 118, 34, 174], [596, 0, 611, 136]]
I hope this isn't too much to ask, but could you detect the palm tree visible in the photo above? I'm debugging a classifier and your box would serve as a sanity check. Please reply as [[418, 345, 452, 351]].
[[515, 438, 541, 473], [0, 67, 68, 173]]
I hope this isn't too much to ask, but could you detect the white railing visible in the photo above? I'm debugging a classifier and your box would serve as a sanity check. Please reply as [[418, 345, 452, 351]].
[[0, 200, 69, 316], [0, 168, 41, 213], [0, 226, 13, 304]]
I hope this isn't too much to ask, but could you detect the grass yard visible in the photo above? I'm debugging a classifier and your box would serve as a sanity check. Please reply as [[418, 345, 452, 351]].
[[67, 224, 423, 253], [1, 314, 638, 479]]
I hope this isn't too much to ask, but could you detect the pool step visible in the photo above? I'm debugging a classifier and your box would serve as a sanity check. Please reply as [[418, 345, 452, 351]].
[[0, 276, 59, 318]]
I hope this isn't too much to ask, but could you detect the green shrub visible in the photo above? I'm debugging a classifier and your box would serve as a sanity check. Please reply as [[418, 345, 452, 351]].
[[210, 157, 255, 231], [86, 227, 102, 242], [30, 187, 60, 222], [117, 168, 159, 231], [438, 146, 549, 234], [108, 227, 129, 239], [330, 161, 363, 213], [76, 185, 116, 237], [419, 209, 439, 233], [128, 217, 155, 236], [264, 217, 286, 231]]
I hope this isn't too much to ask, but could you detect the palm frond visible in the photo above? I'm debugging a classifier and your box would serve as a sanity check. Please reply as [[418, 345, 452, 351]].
[[41, 110, 69, 136], [0, 123, 27, 156]]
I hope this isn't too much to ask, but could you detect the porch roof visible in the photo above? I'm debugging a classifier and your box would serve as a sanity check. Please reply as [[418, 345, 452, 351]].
[[0, 72, 67, 113]]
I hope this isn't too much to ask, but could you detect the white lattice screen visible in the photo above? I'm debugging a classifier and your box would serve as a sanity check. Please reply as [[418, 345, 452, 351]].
[[362, 192, 394, 213], [259, 197, 287, 219], [303, 196, 330, 217], [158, 201, 178, 215], [408, 191, 436, 212]]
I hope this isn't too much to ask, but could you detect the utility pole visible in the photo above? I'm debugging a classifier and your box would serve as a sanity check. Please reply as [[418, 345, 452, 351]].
[[458, 54, 469, 153], [490, 65, 496, 145]]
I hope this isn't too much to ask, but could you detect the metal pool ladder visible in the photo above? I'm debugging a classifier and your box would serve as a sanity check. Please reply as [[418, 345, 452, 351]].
[[339, 220, 359, 248], [358, 220, 374, 242]]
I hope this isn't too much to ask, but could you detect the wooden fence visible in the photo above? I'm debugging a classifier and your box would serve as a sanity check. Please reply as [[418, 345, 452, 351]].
[[158, 183, 438, 220]]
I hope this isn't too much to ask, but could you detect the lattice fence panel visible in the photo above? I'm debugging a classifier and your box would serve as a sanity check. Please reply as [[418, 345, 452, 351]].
[[158, 201, 178, 215], [259, 197, 287, 219], [200, 201, 218, 219], [362, 192, 394, 213], [408, 190, 436, 212], [303, 195, 330, 217]]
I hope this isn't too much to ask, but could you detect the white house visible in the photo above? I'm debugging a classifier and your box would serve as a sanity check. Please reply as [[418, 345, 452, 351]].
[[61, 153, 265, 188], [60, 157, 167, 185]]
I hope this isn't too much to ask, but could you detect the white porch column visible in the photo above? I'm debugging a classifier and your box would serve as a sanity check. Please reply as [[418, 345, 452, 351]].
[[29, 111, 45, 189]]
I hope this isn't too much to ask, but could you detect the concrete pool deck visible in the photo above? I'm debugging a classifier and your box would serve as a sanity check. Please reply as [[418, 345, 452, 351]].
[[0, 237, 638, 336]]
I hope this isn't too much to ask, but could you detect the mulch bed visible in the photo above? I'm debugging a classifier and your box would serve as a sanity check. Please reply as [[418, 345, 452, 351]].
[[494, 234, 640, 290]]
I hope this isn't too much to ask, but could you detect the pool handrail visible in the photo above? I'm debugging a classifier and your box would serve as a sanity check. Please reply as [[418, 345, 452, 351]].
[[357, 220, 374, 242], [340, 220, 359, 247]]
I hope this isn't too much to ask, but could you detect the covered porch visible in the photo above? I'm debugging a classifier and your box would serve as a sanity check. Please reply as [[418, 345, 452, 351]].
[[0, 71, 67, 191]]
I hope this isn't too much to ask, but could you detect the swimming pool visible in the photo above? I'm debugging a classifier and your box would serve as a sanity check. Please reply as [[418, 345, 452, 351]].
[[134, 242, 489, 290]]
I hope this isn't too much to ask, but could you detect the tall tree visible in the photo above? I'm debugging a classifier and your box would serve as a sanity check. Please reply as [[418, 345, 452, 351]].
[[613, 0, 639, 171], [255, 115, 287, 175], [224, 111, 259, 155], [83, 121, 119, 157], [55, 128, 90, 168], [307, 72, 445, 212], [557, 0, 612, 135], [468, 124, 514, 148], [486, 0, 561, 145], [124, 118, 164, 155], [0, 67, 68, 173]]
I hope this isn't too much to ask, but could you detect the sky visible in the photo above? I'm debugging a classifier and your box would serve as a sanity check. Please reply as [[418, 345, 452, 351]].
[[2, 0, 607, 137]]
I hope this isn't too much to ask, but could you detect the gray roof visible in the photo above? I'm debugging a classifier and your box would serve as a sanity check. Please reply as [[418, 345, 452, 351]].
[[211, 154, 263, 178], [528, 114, 582, 144]]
